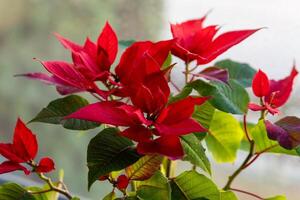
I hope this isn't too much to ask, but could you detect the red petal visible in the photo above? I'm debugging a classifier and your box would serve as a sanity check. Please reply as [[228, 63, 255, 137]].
[[35, 157, 55, 173], [171, 17, 206, 41], [156, 96, 208, 124], [120, 125, 152, 142], [97, 22, 118, 68], [116, 175, 129, 190], [248, 102, 265, 111], [66, 101, 148, 126], [0, 144, 24, 163], [155, 118, 206, 136], [137, 136, 184, 159], [41, 61, 99, 93], [265, 66, 298, 107], [252, 69, 270, 97], [199, 29, 260, 64], [116, 40, 174, 85], [13, 118, 38, 161], [54, 33, 83, 52], [0, 161, 30, 175]]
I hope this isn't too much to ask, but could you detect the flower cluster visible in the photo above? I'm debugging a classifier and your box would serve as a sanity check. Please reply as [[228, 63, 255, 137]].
[[22, 16, 259, 159], [0, 118, 55, 175], [250, 67, 300, 149]]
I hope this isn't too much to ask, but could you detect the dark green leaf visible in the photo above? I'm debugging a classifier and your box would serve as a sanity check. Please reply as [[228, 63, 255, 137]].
[[87, 128, 141, 189], [137, 171, 171, 200], [206, 111, 244, 163], [189, 79, 249, 114], [215, 59, 256, 87], [181, 134, 211, 174], [30, 95, 100, 130], [170, 170, 220, 200]]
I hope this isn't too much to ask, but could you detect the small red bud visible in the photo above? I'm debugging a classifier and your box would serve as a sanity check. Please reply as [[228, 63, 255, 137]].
[[116, 175, 129, 190]]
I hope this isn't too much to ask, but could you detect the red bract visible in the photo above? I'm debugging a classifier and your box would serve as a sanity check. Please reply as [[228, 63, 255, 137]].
[[55, 22, 118, 77], [249, 66, 298, 115], [170, 15, 259, 64], [19, 22, 118, 98], [0, 118, 55, 175], [66, 96, 208, 159], [264, 66, 298, 108], [252, 69, 270, 97]]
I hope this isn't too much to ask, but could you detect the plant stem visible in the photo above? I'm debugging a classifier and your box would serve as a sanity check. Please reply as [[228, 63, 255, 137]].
[[36, 173, 73, 199], [165, 159, 175, 178], [230, 188, 264, 200], [185, 62, 190, 83], [223, 114, 254, 190], [223, 140, 254, 190]]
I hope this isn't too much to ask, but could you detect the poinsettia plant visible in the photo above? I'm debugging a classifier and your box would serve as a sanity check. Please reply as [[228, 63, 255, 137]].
[[1, 14, 299, 200]]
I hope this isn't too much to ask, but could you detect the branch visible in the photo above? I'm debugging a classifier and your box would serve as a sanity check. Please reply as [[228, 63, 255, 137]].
[[230, 188, 264, 200]]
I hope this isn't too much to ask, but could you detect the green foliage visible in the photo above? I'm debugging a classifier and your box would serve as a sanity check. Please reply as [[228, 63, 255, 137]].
[[126, 154, 163, 181], [264, 195, 287, 200], [215, 59, 257, 87], [168, 86, 193, 104], [136, 171, 171, 200], [193, 102, 215, 129], [103, 191, 116, 200], [87, 128, 141, 189], [162, 52, 172, 69], [0, 183, 37, 200], [250, 120, 297, 155], [170, 170, 220, 200], [206, 111, 244, 162], [119, 40, 135, 49], [181, 134, 211, 174], [30, 95, 100, 130], [220, 191, 238, 200], [189, 79, 249, 114]]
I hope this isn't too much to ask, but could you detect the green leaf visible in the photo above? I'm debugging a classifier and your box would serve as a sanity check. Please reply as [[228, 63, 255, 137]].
[[168, 86, 193, 104], [26, 186, 49, 200], [215, 59, 257, 87], [126, 154, 163, 180], [193, 102, 215, 129], [137, 171, 171, 200], [206, 111, 244, 163], [87, 128, 141, 189], [189, 79, 249, 114], [30, 95, 100, 130], [220, 191, 238, 200], [0, 183, 36, 200], [264, 195, 287, 200], [170, 170, 220, 200], [250, 120, 297, 155], [181, 134, 211, 174], [119, 40, 135, 48], [103, 191, 116, 200], [71, 198, 80, 200], [162, 52, 172, 69]]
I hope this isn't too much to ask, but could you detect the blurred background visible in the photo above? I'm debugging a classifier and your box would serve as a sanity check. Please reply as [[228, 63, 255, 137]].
[[0, 0, 299, 199]]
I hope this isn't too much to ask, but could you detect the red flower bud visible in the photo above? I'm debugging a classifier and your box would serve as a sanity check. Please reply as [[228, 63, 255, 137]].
[[116, 175, 129, 190]]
